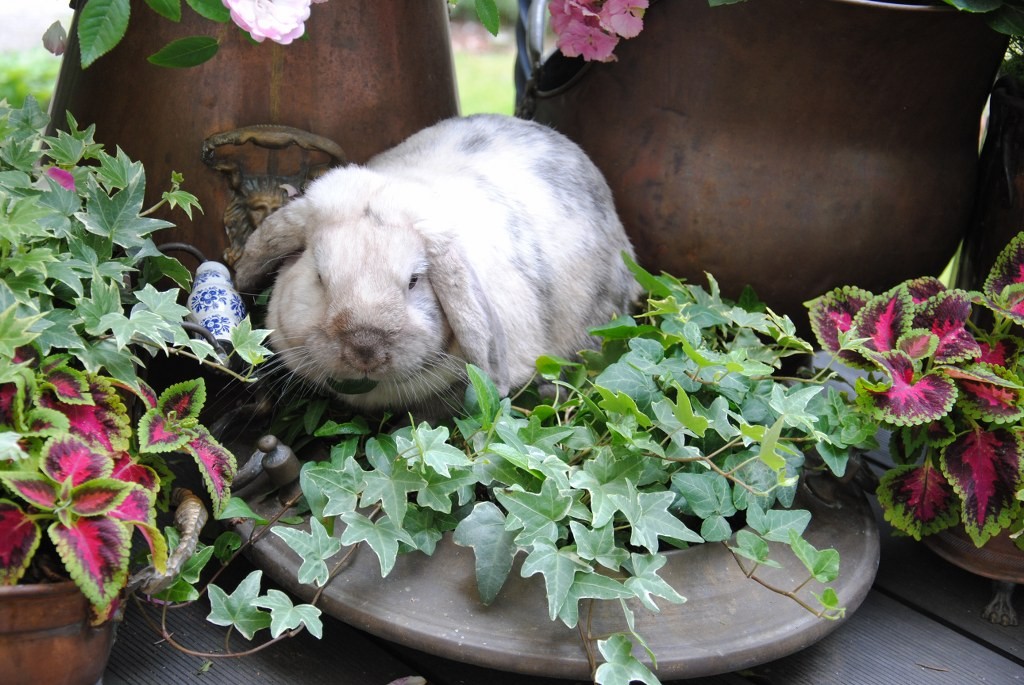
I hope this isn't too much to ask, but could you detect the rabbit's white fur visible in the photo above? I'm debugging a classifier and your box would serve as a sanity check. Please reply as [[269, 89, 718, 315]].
[[234, 114, 641, 416]]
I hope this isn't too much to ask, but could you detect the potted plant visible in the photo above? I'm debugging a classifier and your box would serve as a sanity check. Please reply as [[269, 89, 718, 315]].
[[0, 96, 270, 684], [806, 231, 1024, 625], [181, 260, 881, 685]]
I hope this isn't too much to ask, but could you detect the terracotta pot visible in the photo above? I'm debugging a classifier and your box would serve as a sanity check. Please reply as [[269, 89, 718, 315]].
[[0, 581, 115, 685], [49, 0, 460, 265], [521, 0, 1008, 328]]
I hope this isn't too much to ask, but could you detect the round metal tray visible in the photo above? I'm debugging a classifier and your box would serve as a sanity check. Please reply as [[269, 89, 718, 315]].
[[234, 478, 879, 680]]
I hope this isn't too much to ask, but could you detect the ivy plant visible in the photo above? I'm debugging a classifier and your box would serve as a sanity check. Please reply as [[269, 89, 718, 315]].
[[188, 261, 873, 683]]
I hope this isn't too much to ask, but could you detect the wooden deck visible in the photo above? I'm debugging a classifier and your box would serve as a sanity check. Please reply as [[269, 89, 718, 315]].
[[103, 495, 1024, 685]]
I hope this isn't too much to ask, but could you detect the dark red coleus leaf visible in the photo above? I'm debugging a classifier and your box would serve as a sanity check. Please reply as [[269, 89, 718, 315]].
[[889, 421, 955, 466], [909, 289, 981, 365], [40, 376, 130, 454], [941, 425, 1024, 546], [108, 488, 169, 575], [40, 364, 91, 405], [67, 479, 131, 517], [856, 350, 956, 426], [806, 286, 873, 367], [0, 500, 41, 584], [947, 364, 1024, 424], [49, 516, 132, 616], [185, 426, 236, 515], [137, 411, 190, 454], [983, 232, 1024, 326], [1, 472, 59, 510], [0, 382, 17, 427], [978, 335, 1021, 368], [902, 276, 947, 304], [877, 460, 960, 540], [110, 453, 159, 491], [42, 434, 113, 487], [854, 290, 913, 354]]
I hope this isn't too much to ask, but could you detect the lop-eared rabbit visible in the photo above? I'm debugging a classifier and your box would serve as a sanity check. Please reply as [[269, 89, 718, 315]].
[[233, 114, 641, 417]]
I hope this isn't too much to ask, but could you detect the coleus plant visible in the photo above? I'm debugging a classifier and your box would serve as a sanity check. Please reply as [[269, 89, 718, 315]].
[[0, 346, 236, 621], [806, 231, 1024, 549]]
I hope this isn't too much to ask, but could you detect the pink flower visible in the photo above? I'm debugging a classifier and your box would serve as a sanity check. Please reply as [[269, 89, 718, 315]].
[[222, 0, 313, 45], [598, 0, 647, 40], [45, 167, 76, 192]]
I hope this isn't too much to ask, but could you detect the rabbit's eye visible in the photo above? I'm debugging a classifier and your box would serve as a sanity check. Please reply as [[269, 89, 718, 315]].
[[408, 273, 421, 290]]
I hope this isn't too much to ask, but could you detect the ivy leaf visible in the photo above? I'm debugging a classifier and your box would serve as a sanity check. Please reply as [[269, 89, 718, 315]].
[[610, 483, 702, 553], [557, 570, 632, 628], [402, 423, 471, 478], [360, 466, 424, 525], [252, 588, 324, 639], [569, 521, 629, 571], [271, 517, 342, 587], [941, 426, 1024, 546], [727, 529, 781, 569], [594, 633, 660, 685], [623, 552, 687, 612], [465, 363, 502, 430], [520, 541, 590, 622], [206, 570, 272, 640], [339, 512, 415, 577], [495, 478, 573, 545], [301, 458, 364, 521], [568, 449, 643, 528], [787, 530, 840, 583], [672, 471, 736, 519], [453, 502, 517, 604], [77, 0, 131, 68], [215, 497, 269, 526], [745, 502, 811, 543]]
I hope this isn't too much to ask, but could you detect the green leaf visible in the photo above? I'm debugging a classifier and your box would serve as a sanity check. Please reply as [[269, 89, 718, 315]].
[[152, 542, 215, 603], [495, 478, 573, 545], [520, 541, 590, 622], [453, 502, 517, 604], [186, 0, 232, 22], [215, 497, 269, 525], [594, 633, 660, 685], [252, 589, 324, 639], [402, 423, 471, 477], [78, 0, 131, 68], [672, 471, 736, 519], [569, 521, 630, 571], [474, 0, 500, 35], [466, 363, 502, 429], [623, 552, 686, 612], [745, 503, 811, 543], [727, 529, 781, 569], [148, 36, 220, 68], [557, 570, 632, 627], [143, 0, 182, 21], [610, 483, 702, 553], [206, 570, 272, 640], [301, 457, 365, 521], [271, 517, 342, 587], [360, 465, 424, 525], [338, 512, 415, 577], [788, 529, 840, 583]]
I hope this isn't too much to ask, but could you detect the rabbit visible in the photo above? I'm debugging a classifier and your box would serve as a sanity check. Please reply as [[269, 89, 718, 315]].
[[232, 114, 642, 417]]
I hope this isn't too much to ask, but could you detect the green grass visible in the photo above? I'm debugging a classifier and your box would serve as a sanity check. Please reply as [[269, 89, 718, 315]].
[[454, 48, 517, 115], [0, 50, 61, 110]]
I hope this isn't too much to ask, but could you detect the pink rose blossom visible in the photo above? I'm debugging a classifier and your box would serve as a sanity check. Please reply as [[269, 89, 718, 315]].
[[222, 0, 313, 45], [45, 167, 76, 192]]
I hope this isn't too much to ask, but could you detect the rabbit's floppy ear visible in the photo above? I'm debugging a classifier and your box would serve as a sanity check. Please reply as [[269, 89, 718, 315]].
[[232, 200, 310, 293], [423, 229, 510, 396]]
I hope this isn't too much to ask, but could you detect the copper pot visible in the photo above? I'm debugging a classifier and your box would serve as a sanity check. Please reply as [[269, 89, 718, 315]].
[[523, 0, 1008, 327], [50, 0, 460, 265]]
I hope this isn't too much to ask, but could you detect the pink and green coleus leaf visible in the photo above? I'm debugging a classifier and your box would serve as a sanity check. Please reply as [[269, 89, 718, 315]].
[[806, 286, 873, 365], [67, 478, 132, 517], [25, 405, 71, 437], [896, 329, 939, 361], [40, 376, 131, 454], [108, 486, 168, 573], [978, 334, 1022, 368], [137, 409, 191, 454], [110, 453, 159, 491], [156, 378, 207, 423], [49, 516, 132, 616], [40, 363, 91, 405], [877, 460, 960, 540], [909, 289, 981, 365], [941, 426, 1024, 547], [854, 289, 914, 354], [0, 500, 41, 584], [0, 472, 59, 510], [946, 363, 1024, 424], [42, 433, 113, 487], [888, 420, 956, 466], [855, 351, 957, 426], [184, 426, 236, 515], [983, 231, 1024, 326]]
